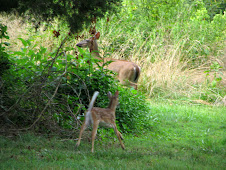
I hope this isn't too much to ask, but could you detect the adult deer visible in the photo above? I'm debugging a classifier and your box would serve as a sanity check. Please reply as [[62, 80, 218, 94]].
[[76, 32, 141, 89], [75, 91, 125, 152]]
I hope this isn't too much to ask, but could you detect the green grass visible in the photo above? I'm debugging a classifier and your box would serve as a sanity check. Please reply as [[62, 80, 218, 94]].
[[1, 101, 225, 169]]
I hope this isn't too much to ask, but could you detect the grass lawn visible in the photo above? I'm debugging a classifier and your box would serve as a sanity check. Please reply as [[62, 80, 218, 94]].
[[0, 100, 225, 169]]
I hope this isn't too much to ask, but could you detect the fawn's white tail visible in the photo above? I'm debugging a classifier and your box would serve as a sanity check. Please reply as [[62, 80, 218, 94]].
[[85, 91, 99, 125], [88, 91, 99, 112]]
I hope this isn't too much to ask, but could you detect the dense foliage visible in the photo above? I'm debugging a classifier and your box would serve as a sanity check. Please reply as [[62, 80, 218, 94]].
[[0, 25, 151, 135], [0, 24, 11, 76]]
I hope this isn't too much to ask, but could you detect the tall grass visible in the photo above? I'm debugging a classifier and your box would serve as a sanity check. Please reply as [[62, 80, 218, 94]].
[[95, 0, 226, 101]]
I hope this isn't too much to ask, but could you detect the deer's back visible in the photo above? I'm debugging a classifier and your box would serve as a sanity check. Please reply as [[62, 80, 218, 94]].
[[91, 107, 115, 124]]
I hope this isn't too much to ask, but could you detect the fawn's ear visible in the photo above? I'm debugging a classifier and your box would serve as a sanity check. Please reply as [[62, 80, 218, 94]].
[[95, 32, 100, 39], [107, 92, 112, 98], [115, 91, 119, 97]]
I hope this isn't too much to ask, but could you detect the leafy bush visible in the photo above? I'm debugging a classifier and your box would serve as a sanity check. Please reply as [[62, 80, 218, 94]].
[[0, 33, 152, 135], [0, 24, 11, 76], [116, 87, 151, 134], [0, 24, 13, 117]]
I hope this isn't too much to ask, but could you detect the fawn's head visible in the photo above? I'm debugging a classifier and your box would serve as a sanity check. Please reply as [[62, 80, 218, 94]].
[[107, 91, 119, 110], [76, 32, 100, 52]]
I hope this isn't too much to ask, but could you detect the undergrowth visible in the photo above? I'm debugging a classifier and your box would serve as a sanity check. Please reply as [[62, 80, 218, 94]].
[[0, 24, 151, 135]]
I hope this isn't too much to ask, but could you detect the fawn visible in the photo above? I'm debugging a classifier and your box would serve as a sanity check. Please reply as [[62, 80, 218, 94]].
[[76, 91, 125, 152]]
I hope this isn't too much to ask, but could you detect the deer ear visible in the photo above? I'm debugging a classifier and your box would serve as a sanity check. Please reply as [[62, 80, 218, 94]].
[[107, 92, 112, 98], [95, 32, 100, 39]]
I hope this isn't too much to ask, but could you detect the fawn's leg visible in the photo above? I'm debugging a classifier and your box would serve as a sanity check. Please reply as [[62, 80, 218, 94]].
[[113, 123, 125, 150], [118, 131, 124, 140], [76, 121, 88, 148], [91, 120, 99, 153]]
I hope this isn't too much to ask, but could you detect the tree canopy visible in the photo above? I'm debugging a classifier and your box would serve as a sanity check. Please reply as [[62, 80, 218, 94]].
[[0, 0, 122, 32]]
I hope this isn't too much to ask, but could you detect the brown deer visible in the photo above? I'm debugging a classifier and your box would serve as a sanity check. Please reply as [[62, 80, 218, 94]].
[[76, 32, 141, 89], [75, 91, 125, 152]]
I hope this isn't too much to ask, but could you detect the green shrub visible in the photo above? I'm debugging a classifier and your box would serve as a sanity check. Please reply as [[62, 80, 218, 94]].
[[116, 87, 152, 134], [1, 34, 151, 135], [0, 24, 11, 76]]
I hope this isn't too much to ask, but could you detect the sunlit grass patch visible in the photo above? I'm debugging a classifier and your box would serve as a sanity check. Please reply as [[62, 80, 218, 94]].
[[1, 101, 225, 169]]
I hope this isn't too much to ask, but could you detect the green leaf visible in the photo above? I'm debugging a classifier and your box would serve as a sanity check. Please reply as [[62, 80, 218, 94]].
[[215, 77, 222, 82], [28, 50, 35, 60], [204, 70, 210, 73], [18, 38, 28, 47], [13, 51, 25, 56], [36, 54, 41, 60], [40, 46, 47, 54], [211, 80, 217, 87]]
